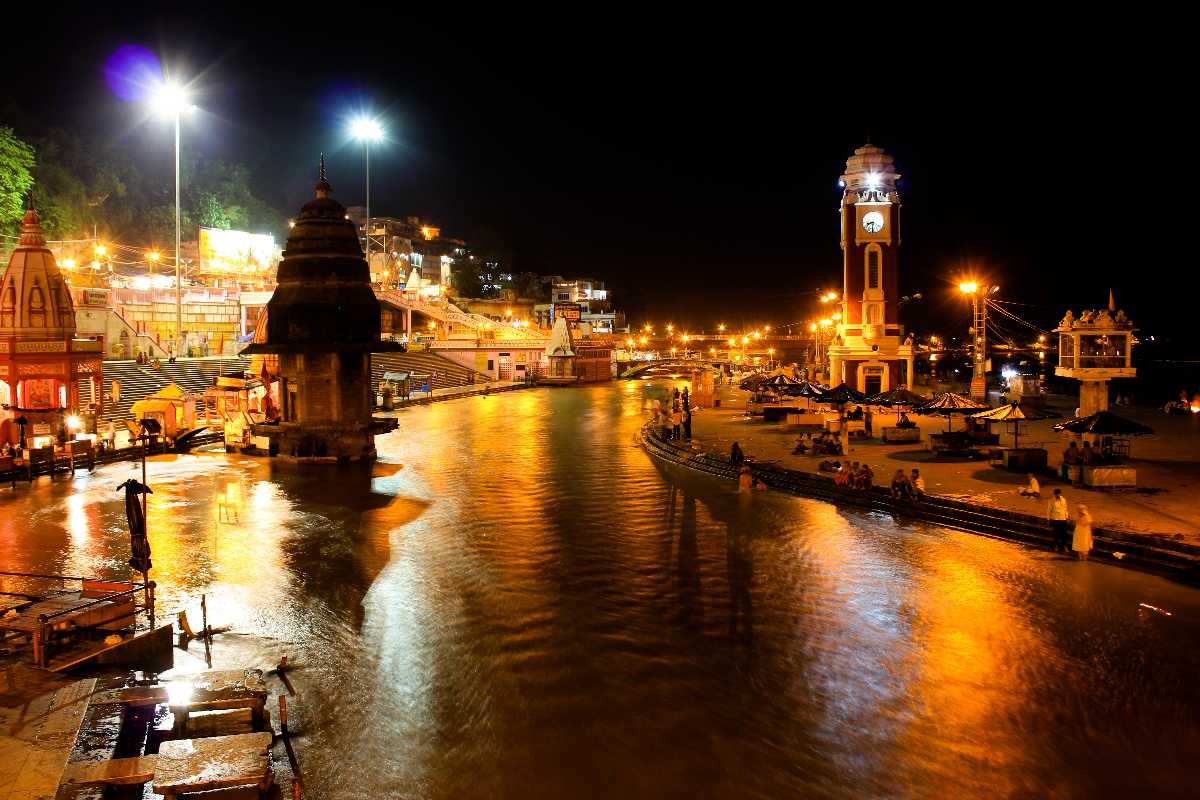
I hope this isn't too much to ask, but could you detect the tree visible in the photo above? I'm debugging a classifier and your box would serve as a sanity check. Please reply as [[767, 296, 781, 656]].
[[0, 127, 35, 230]]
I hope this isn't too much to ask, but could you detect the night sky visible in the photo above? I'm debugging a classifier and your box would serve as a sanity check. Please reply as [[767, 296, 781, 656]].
[[3, 12, 1184, 342]]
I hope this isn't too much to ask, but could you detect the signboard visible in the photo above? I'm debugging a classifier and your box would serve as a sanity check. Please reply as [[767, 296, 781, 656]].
[[198, 228, 277, 276], [83, 289, 109, 306], [32, 423, 51, 435], [552, 302, 582, 322]]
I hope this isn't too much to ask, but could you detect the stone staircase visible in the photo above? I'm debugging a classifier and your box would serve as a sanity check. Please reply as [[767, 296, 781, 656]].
[[79, 357, 251, 423], [371, 351, 491, 392]]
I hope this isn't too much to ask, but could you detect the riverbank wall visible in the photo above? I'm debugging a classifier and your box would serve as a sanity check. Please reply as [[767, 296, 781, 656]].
[[637, 422, 1200, 586]]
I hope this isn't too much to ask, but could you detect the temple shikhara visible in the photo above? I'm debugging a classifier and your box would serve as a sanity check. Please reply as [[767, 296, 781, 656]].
[[244, 159, 400, 460], [1, 197, 103, 447]]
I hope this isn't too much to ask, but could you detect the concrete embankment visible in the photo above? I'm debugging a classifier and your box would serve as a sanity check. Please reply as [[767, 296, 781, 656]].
[[637, 423, 1200, 586]]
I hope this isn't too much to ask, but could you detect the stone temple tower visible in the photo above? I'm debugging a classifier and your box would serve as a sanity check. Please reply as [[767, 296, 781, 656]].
[[244, 159, 400, 460]]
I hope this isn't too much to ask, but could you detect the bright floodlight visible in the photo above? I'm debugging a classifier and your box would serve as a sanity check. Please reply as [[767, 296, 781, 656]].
[[153, 82, 193, 116], [351, 116, 384, 141], [959, 281, 979, 294], [865, 172, 881, 189]]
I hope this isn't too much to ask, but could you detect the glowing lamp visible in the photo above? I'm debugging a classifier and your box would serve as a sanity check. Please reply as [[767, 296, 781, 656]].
[[152, 82, 195, 117], [65, 415, 81, 430], [958, 282, 978, 294], [349, 116, 384, 141]]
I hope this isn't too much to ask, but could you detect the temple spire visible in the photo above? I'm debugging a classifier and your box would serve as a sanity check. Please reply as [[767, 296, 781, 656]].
[[18, 187, 45, 248], [315, 153, 332, 198]]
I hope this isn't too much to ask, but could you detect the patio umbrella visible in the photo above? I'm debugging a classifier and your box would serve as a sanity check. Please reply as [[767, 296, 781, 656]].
[[761, 374, 800, 387], [817, 383, 868, 406], [866, 386, 930, 422], [916, 392, 989, 431], [970, 401, 1056, 448], [118, 478, 153, 575], [778, 380, 828, 399], [1053, 410, 1154, 436]]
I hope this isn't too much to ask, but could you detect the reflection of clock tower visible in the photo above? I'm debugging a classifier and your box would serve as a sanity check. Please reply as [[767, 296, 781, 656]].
[[827, 143, 915, 394]]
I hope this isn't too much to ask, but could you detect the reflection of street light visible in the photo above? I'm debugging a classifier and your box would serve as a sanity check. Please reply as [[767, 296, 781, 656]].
[[350, 115, 385, 269], [152, 80, 196, 357]]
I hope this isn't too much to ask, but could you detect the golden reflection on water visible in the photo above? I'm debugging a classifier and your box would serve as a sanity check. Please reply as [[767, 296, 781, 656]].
[[2, 383, 1200, 798]]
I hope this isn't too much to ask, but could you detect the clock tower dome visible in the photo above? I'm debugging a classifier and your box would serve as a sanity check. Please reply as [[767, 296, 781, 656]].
[[827, 143, 915, 394]]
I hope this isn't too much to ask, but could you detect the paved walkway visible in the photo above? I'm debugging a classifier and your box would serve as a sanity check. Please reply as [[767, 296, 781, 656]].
[[0, 667, 93, 800], [669, 381, 1200, 547]]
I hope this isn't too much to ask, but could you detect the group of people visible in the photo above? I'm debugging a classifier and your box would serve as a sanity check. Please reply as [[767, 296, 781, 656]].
[[792, 431, 841, 456], [830, 460, 874, 492], [134, 351, 170, 370], [654, 386, 693, 441], [1061, 440, 1112, 480], [889, 468, 925, 501], [1047, 488, 1093, 559]]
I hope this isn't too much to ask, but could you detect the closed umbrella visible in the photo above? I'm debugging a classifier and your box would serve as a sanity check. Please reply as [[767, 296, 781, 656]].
[[118, 478, 153, 575], [916, 392, 988, 431], [970, 401, 1056, 448]]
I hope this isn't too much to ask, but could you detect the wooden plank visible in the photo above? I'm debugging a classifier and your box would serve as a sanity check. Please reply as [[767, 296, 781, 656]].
[[89, 686, 167, 708], [152, 732, 273, 794], [59, 756, 157, 787]]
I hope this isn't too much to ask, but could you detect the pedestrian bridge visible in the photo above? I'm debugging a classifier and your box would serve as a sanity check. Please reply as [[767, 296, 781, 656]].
[[375, 289, 545, 342], [620, 359, 719, 379]]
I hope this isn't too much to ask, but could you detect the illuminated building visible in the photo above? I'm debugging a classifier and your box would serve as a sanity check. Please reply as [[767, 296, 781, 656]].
[[243, 160, 401, 460], [0, 197, 104, 446], [827, 143, 916, 393]]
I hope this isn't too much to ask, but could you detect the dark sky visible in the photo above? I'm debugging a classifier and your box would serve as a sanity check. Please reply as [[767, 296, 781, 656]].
[[3, 11, 1185, 341]]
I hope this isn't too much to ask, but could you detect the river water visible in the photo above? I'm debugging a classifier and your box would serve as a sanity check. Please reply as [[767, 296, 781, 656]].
[[2, 381, 1199, 798]]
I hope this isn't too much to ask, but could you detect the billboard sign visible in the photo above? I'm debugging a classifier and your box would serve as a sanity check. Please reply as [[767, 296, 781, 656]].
[[198, 228, 277, 276]]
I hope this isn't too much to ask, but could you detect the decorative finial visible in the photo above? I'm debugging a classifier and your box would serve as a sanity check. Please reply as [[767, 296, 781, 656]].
[[1108, 288, 1116, 312], [315, 153, 332, 199], [18, 186, 45, 248]]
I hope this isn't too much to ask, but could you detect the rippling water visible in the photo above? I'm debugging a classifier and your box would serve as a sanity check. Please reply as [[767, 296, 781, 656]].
[[3, 381, 1200, 798]]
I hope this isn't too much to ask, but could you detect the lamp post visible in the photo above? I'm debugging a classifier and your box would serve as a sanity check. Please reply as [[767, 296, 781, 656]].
[[959, 282, 997, 399], [350, 116, 384, 268], [152, 82, 195, 359]]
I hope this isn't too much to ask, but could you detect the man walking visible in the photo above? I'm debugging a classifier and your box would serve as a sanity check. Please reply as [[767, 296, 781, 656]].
[[1047, 488, 1070, 553]]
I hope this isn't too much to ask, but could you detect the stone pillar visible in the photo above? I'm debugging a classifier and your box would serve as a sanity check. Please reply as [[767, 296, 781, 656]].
[[906, 356, 914, 390], [1079, 380, 1108, 416]]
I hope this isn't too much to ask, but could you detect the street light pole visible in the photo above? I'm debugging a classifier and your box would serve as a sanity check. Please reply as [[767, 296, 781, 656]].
[[174, 111, 182, 358], [363, 138, 371, 266], [350, 116, 384, 269]]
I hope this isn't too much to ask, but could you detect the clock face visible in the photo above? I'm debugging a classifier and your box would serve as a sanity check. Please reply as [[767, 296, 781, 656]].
[[862, 211, 885, 233]]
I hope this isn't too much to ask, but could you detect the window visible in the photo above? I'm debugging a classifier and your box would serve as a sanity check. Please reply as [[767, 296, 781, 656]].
[[867, 249, 880, 289]]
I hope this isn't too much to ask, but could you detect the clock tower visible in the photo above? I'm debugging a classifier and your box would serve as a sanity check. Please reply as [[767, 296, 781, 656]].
[[827, 143, 915, 394]]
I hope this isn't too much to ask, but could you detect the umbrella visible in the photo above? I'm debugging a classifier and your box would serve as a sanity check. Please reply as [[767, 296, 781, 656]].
[[970, 402, 1056, 448], [778, 380, 828, 399], [761, 374, 800, 387], [118, 478, 153, 574], [866, 386, 931, 422], [867, 386, 930, 408], [1053, 410, 1154, 436], [916, 392, 989, 431], [817, 383, 868, 406]]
